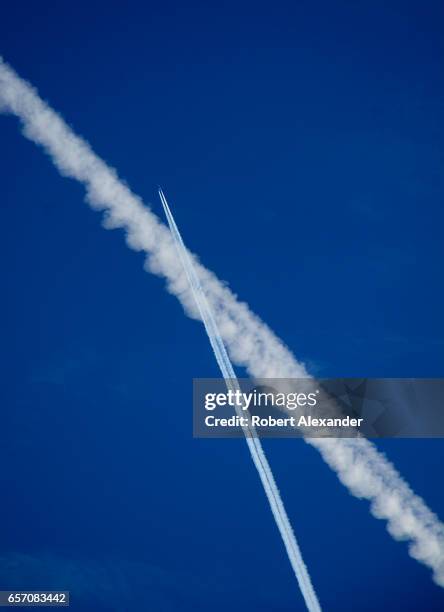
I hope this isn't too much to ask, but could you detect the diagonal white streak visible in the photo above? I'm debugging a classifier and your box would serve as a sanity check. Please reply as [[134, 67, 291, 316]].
[[0, 57, 443, 587], [159, 188, 321, 611]]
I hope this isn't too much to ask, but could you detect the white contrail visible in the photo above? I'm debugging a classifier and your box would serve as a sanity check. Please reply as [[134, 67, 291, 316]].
[[1, 57, 443, 587], [159, 188, 321, 611]]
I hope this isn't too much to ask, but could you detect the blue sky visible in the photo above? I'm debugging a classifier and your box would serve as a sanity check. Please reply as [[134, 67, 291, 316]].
[[0, 1, 443, 610]]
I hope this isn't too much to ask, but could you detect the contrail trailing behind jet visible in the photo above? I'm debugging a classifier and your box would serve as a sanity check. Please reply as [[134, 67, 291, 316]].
[[159, 187, 322, 612]]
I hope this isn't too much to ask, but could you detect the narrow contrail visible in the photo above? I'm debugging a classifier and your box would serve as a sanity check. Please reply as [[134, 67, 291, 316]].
[[159, 188, 321, 611], [1, 57, 443, 587]]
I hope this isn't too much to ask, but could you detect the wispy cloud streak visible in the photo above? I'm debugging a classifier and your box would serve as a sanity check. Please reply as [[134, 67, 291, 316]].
[[0, 57, 443, 586], [159, 188, 321, 611]]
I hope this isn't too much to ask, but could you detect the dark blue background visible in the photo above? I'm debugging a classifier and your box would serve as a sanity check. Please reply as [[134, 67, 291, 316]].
[[0, 1, 443, 609]]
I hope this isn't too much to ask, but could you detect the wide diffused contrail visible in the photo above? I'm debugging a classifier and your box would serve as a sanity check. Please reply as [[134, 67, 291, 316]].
[[159, 188, 321, 611], [1, 57, 443, 587]]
